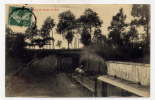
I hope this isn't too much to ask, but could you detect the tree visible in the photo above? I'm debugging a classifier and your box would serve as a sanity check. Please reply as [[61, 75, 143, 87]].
[[107, 8, 147, 59], [57, 10, 76, 49], [56, 40, 62, 49], [25, 17, 55, 49], [77, 8, 103, 46], [131, 4, 150, 41], [131, 4, 150, 59], [121, 26, 144, 58], [57, 10, 76, 33], [78, 8, 103, 33], [131, 4, 150, 25], [81, 28, 91, 46], [65, 31, 74, 49], [122, 26, 138, 46], [108, 8, 128, 50], [41, 17, 55, 49], [25, 22, 38, 48], [92, 28, 106, 45]]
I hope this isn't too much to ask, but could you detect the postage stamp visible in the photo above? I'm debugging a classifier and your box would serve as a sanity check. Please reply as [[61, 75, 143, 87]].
[[8, 6, 32, 27]]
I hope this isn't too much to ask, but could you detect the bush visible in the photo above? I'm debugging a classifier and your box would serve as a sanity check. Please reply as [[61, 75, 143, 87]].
[[6, 34, 26, 58]]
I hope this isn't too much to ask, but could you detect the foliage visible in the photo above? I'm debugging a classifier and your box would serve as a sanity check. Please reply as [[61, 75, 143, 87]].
[[78, 8, 103, 31], [108, 8, 128, 47], [106, 7, 149, 60], [6, 7, 149, 62], [57, 10, 76, 34], [92, 28, 106, 45], [122, 26, 144, 58], [131, 4, 150, 58], [57, 10, 76, 48], [41, 17, 55, 36], [107, 8, 129, 57], [25, 17, 55, 49], [25, 22, 38, 41], [25, 22, 39, 47], [41, 17, 55, 48], [78, 8, 103, 46], [131, 4, 150, 39], [6, 27, 26, 57], [65, 31, 74, 49], [56, 40, 62, 48], [81, 28, 91, 46], [131, 4, 150, 21]]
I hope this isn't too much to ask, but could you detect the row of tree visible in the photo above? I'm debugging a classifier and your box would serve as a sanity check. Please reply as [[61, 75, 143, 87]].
[[91, 4, 150, 61], [6, 4, 150, 61], [107, 4, 150, 60], [24, 8, 103, 49]]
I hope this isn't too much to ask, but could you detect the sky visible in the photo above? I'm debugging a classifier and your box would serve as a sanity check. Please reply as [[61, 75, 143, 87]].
[[6, 4, 134, 49]]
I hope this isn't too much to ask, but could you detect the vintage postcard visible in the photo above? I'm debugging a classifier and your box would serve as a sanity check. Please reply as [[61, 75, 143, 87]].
[[5, 4, 150, 97]]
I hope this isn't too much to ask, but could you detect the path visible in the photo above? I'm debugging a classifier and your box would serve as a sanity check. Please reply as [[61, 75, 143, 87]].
[[6, 72, 93, 97]]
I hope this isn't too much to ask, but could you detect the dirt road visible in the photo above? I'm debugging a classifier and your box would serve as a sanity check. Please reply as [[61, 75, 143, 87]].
[[6, 72, 93, 97]]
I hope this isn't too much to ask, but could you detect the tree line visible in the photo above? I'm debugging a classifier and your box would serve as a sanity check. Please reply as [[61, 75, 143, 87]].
[[6, 4, 150, 62]]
